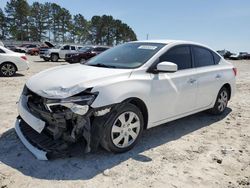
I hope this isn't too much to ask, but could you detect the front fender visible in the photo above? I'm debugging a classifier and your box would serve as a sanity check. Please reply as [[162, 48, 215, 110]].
[[91, 79, 151, 109]]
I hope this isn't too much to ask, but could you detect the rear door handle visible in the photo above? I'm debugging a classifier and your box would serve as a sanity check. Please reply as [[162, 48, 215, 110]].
[[188, 78, 197, 84]]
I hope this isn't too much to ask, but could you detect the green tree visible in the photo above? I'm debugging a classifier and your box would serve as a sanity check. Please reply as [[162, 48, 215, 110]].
[[58, 8, 71, 43], [70, 14, 88, 43], [0, 8, 7, 39], [5, 0, 30, 40], [29, 2, 48, 41]]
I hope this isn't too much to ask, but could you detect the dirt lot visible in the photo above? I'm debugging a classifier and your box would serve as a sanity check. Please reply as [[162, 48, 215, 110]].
[[0, 56, 249, 188]]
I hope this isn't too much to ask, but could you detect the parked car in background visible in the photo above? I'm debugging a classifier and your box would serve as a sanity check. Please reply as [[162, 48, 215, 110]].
[[217, 50, 232, 59], [41, 44, 83, 62], [15, 40, 236, 160], [39, 41, 54, 60], [65, 46, 110, 63], [27, 46, 40, 56], [229, 52, 249, 60], [15, 44, 31, 53], [0, 46, 29, 77], [4, 45, 17, 52]]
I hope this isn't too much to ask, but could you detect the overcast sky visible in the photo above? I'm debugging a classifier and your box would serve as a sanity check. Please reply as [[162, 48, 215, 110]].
[[1, 0, 250, 52]]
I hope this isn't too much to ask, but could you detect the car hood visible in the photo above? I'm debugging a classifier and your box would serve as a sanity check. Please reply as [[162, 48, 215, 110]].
[[44, 41, 55, 48], [26, 64, 133, 99]]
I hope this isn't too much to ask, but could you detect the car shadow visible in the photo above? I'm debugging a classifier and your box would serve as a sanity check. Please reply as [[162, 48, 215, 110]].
[[0, 73, 25, 77], [0, 108, 232, 180]]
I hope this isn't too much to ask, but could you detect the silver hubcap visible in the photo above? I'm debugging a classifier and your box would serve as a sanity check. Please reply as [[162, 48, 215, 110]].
[[218, 90, 228, 112], [1, 64, 15, 76], [111, 111, 140, 148]]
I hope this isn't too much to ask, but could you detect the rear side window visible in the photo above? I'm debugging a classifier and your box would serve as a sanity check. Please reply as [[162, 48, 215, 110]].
[[159, 46, 192, 70], [0, 49, 5, 53], [212, 51, 221, 64], [193, 46, 214, 67]]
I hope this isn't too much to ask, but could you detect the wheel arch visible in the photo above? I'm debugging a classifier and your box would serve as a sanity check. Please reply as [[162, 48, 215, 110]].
[[123, 97, 149, 130], [222, 83, 231, 100]]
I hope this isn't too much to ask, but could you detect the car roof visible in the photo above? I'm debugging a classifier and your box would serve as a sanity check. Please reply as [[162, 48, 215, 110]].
[[131, 40, 212, 49]]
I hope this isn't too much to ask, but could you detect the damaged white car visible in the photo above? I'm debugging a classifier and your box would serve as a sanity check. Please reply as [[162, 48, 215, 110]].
[[15, 40, 236, 160]]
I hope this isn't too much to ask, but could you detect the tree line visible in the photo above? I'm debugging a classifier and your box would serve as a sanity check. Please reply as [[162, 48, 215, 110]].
[[0, 0, 137, 45]]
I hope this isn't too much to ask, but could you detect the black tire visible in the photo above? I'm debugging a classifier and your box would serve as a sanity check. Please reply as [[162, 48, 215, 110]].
[[101, 103, 144, 153], [0, 62, 17, 77], [51, 54, 59, 62], [43, 57, 50, 61], [209, 87, 229, 115], [80, 58, 86, 64]]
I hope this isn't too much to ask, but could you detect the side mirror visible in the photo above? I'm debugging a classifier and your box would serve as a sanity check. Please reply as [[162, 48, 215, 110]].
[[156, 61, 178, 73]]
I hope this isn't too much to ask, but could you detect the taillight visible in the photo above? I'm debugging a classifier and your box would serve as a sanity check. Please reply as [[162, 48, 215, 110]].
[[21, 56, 27, 61], [233, 67, 237, 76]]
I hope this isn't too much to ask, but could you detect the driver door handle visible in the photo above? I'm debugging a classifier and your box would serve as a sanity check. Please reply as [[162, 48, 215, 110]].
[[188, 78, 197, 84], [216, 74, 222, 79]]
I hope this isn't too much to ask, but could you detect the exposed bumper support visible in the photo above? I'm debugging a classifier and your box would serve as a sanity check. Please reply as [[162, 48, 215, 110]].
[[15, 118, 48, 160]]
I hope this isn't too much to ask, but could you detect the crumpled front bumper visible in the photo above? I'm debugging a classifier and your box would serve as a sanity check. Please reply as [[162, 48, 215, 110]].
[[15, 95, 70, 160], [15, 118, 48, 160]]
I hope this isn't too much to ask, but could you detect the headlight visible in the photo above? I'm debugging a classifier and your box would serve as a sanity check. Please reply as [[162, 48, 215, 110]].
[[46, 95, 96, 115]]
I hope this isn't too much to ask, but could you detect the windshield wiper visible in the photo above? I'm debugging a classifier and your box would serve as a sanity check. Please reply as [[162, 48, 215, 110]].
[[89, 63, 117, 68]]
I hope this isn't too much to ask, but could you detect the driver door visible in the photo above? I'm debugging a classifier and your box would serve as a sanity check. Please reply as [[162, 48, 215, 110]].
[[60, 45, 71, 58], [149, 45, 198, 125]]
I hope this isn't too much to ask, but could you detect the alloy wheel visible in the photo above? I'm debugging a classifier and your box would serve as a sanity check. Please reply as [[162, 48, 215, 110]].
[[218, 90, 228, 112], [111, 111, 141, 148], [1, 63, 16, 76]]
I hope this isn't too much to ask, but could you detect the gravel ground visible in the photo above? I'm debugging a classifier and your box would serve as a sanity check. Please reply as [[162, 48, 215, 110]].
[[0, 56, 249, 188]]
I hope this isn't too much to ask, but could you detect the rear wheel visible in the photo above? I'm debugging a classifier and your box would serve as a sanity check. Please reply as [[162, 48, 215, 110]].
[[209, 87, 229, 115], [80, 58, 86, 64], [51, 54, 59, 62], [0, 62, 17, 77], [101, 103, 144, 153]]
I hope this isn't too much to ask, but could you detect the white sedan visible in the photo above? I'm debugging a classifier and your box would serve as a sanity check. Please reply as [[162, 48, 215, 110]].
[[0, 46, 29, 77], [15, 40, 236, 160]]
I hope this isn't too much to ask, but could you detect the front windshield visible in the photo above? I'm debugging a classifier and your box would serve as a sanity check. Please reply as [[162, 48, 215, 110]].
[[85, 42, 165, 69]]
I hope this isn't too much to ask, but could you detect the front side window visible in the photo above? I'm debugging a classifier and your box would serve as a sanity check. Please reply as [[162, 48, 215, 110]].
[[193, 46, 214, 67], [86, 43, 165, 69], [159, 46, 192, 70], [71, 46, 76, 50], [62, 45, 70, 50], [0, 49, 5, 53]]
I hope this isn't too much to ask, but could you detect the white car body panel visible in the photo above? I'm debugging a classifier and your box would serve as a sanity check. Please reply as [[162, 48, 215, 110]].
[[0, 46, 29, 71]]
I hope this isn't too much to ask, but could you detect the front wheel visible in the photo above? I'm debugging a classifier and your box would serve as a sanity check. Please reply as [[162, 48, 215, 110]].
[[209, 87, 229, 115], [101, 103, 144, 153], [51, 54, 59, 62], [0, 63, 17, 77]]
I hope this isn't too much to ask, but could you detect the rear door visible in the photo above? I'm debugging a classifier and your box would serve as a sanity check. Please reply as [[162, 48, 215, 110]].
[[192, 46, 222, 108]]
